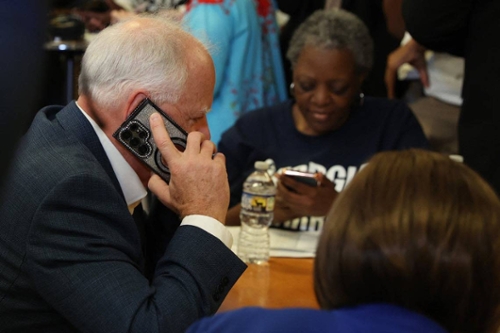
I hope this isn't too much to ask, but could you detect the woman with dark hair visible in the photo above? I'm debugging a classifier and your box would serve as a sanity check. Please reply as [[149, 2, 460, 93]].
[[221, 9, 428, 233], [187, 149, 500, 333]]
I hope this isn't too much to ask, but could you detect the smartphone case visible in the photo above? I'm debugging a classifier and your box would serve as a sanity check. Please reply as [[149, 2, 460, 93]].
[[112, 98, 187, 183]]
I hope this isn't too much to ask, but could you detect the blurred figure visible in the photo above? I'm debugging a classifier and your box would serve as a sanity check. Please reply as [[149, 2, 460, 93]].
[[403, 0, 500, 196], [75, 0, 185, 32], [187, 149, 500, 333], [182, 0, 287, 145], [220, 9, 428, 233], [385, 35, 464, 154]]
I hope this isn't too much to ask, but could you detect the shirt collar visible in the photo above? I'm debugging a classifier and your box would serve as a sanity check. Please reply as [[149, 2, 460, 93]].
[[75, 102, 147, 206]]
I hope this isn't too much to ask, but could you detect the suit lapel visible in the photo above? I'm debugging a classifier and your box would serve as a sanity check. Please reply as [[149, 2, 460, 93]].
[[55, 102, 124, 200]]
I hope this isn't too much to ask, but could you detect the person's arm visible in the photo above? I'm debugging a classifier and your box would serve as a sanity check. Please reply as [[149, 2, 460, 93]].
[[385, 37, 429, 99], [226, 203, 241, 226], [383, 0, 405, 39], [402, 0, 473, 56], [225, 179, 337, 226]]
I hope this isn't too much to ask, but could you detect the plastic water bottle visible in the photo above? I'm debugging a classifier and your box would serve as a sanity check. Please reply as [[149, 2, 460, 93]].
[[238, 161, 276, 264]]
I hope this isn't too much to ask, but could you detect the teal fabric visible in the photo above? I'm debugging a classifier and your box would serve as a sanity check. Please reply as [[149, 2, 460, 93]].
[[183, 0, 287, 145]]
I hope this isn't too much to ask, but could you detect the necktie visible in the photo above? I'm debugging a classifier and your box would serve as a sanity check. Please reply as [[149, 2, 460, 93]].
[[128, 200, 141, 215], [131, 202, 147, 274]]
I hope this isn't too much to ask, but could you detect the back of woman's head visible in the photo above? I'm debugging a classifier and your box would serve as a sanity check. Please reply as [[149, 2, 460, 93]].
[[314, 149, 500, 333]]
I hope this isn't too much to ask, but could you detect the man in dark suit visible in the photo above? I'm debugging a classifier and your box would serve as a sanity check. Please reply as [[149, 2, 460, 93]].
[[0, 14, 246, 333]]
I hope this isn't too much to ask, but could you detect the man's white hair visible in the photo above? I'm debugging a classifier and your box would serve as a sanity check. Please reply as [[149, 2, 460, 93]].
[[78, 14, 190, 110]]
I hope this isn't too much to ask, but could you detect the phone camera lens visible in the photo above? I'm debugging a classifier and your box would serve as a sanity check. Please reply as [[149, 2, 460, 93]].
[[138, 144, 150, 156], [129, 123, 139, 132], [130, 137, 140, 147], [120, 129, 132, 141], [171, 138, 186, 152], [138, 129, 148, 139]]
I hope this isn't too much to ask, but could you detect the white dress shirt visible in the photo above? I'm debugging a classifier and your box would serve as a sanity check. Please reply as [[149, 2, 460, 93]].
[[76, 102, 233, 248]]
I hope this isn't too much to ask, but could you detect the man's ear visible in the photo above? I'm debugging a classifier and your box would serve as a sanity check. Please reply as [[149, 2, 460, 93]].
[[125, 92, 148, 118]]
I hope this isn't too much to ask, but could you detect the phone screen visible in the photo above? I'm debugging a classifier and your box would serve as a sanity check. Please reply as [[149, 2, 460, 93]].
[[282, 170, 319, 187]]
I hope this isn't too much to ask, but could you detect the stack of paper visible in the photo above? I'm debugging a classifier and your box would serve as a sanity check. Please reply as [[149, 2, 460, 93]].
[[227, 226, 319, 258]]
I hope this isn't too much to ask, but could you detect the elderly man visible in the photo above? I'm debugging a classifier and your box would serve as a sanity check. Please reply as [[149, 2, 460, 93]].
[[0, 14, 245, 333]]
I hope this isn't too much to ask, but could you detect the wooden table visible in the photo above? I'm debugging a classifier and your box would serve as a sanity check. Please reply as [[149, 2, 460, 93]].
[[219, 258, 319, 312]]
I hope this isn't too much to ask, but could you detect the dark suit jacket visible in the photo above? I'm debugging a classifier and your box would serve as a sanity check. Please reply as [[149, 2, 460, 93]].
[[0, 102, 246, 333]]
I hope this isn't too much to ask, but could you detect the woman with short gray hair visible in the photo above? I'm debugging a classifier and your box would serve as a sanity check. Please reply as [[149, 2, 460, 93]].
[[287, 9, 373, 75], [220, 8, 429, 233]]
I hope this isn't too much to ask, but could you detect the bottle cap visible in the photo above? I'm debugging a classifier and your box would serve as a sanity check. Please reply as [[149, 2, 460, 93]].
[[254, 161, 269, 170]]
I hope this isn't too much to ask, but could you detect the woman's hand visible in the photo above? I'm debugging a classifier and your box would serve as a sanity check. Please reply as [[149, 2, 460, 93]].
[[274, 172, 338, 221]]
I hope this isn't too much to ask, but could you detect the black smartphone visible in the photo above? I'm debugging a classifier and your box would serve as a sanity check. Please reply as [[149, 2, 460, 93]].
[[112, 98, 187, 183], [282, 169, 320, 187]]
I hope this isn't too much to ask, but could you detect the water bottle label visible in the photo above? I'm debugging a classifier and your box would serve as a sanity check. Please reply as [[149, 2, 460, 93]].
[[241, 192, 275, 212]]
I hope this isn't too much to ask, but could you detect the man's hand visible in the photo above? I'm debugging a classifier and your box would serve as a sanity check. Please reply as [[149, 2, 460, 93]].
[[274, 173, 338, 221], [385, 38, 429, 99], [147, 113, 230, 223]]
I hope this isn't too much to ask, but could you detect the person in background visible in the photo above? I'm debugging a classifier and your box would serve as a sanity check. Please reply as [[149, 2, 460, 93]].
[[220, 9, 428, 233], [182, 0, 287, 145], [112, 0, 183, 12], [385, 34, 464, 154], [402, 0, 500, 196], [187, 149, 500, 333], [75, 0, 185, 32], [277, 0, 405, 98], [0, 14, 245, 333]]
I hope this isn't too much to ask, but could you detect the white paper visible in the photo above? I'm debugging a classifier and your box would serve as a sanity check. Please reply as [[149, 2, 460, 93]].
[[227, 226, 319, 258]]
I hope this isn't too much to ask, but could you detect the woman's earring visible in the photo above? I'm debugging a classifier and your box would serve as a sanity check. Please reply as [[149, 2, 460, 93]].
[[289, 83, 295, 97], [353, 92, 365, 109]]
